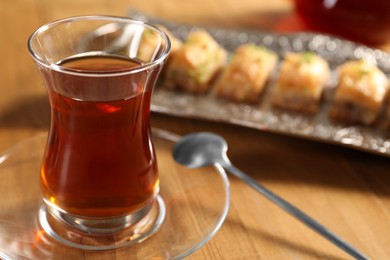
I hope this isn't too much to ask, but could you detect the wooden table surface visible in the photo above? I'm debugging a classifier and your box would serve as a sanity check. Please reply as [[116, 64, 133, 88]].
[[1, 0, 390, 259]]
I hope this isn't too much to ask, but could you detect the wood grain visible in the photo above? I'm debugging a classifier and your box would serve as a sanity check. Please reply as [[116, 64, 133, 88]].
[[0, 0, 389, 259]]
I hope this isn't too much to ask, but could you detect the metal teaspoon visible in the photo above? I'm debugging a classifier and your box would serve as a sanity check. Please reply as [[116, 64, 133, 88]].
[[173, 132, 369, 260]]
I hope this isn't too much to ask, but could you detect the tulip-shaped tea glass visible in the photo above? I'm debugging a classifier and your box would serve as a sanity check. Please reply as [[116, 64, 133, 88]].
[[28, 16, 170, 250]]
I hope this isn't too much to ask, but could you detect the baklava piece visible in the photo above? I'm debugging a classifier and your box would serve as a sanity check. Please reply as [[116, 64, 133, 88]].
[[164, 30, 227, 93], [329, 60, 389, 125], [214, 44, 277, 103], [158, 25, 183, 55], [138, 25, 182, 62], [272, 52, 330, 114]]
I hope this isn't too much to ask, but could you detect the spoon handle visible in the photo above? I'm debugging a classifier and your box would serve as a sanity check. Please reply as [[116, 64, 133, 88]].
[[221, 161, 369, 260]]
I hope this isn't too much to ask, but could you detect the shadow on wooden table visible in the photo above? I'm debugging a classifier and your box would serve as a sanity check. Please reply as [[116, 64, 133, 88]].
[[0, 94, 50, 130], [229, 129, 390, 197]]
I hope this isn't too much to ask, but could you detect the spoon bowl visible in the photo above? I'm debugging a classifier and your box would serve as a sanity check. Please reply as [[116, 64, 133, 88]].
[[173, 132, 227, 168]]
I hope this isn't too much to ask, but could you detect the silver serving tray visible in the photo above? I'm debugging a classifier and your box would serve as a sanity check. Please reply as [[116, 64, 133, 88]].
[[131, 11, 390, 158]]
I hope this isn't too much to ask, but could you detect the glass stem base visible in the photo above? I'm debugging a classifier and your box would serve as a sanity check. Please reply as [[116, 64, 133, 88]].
[[38, 195, 166, 251]]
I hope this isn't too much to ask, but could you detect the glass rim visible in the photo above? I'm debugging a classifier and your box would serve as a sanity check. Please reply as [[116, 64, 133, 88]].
[[27, 15, 171, 77]]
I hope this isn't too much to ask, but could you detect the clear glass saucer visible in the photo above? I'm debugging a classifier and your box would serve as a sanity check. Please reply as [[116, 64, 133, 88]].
[[0, 129, 230, 259]]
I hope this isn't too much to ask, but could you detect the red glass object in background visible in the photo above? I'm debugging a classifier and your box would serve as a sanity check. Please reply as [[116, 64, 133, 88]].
[[277, 0, 390, 46]]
